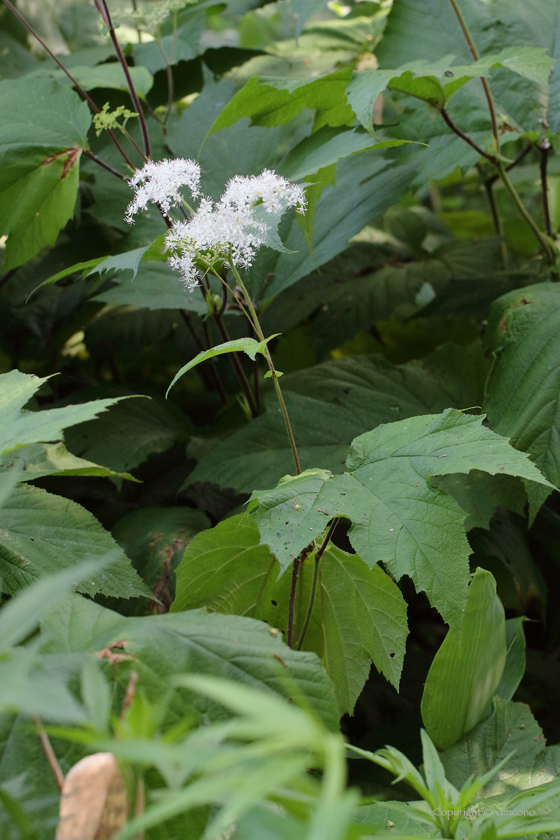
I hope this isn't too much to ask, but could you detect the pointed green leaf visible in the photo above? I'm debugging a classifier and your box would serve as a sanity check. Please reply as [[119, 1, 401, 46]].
[[440, 696, 560, 797], [166, 336, 279, 396], [496, 618, 526, 702], [483, 284, 560, 519], [0, 484, 149, 599], [0, 369, 132, 458], [43, 593, 340, 730], [421, 569, 506, 750], [278, 125, 413, 181], [0, 441, 138, 482], [208, 70, 354, 135]]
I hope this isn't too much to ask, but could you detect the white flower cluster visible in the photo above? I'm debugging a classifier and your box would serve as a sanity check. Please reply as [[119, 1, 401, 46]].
[[125, 158, 200, 223], [168, 169, 306, 290], [125, 160, 306, 292]]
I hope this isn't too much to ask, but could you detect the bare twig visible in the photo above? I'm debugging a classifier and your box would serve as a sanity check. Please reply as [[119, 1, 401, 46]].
[[33, 715, 65, 792], [83, 149, 125, 180], [540, 145, 553, 237], [94, 0, 151, 158], [447, 0, 500, 148], [441, 108, 495, 162]]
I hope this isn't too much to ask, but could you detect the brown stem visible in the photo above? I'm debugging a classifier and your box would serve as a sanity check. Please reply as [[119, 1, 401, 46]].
[[180, 310, 228, 404], [295, 519, 340, 652], [83, 149, 125, 180], [33, 715, 64, 792], [94, 0, 151, 158], [287, 558, 301, 649], [0, 267, 17, 290], [2, 0, 137, 171], [441, 108, 495, 162], [447, 0, 499, 148], [540, 146, 553, 237], [202, 283, 258, 418]]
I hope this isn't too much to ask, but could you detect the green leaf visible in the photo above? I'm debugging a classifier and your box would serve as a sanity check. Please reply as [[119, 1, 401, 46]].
[[483, 284, 560, 515], [468, 510, 547, 615], [208, 69, 354, 136], [92, 263, 207, 313], [42, 593, 340, 731], [496, 617, 526, 703], [277, 125, 412, 181], [0, 78, 90, 269], [46, 63, 154, 96], [112, 507, 209, 612], [64, 393, 191, 473], [249, 410, 551, 630], [0, 369, 130, 458], [172, 514, 408, 714], [0, 441, 138, 482], [0, 557, 112, 650], [36, 236, 169, 293], [421, 569, 506, 750], [263, 151, 417, 301], [432, 471, 527, 531], [0, 484, 149, 598], [376, 0, 552, 133], [185, 342, 489, 495], [348, 49, 553, 131], [440, 696, 560, 797], [166, 336, 279, 397], [134, 2, 208, 73]]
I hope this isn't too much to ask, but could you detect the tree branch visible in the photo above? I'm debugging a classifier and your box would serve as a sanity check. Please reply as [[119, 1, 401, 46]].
[[441, 108, 495, 162]]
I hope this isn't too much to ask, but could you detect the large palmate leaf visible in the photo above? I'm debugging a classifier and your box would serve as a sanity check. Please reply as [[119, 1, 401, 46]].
[[172, 514, 407, 714], [0, 369, 128, 458], [41, 593, 340, 730], [186, 342, 488, 494], [0, 484, 149, 599], [483, 284, 560, 513], [249, 410, 551, 631], [420, 569, 506, 750], [0, 78, 90, 269]]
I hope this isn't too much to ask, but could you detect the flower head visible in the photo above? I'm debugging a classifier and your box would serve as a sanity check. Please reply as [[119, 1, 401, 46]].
[[221, 169, 306, 216], [125, 158, 200, 224], [164, 170, 306, 291]]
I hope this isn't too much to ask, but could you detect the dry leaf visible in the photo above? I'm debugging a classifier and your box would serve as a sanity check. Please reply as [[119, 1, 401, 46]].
[[56, 752, 128, 840]]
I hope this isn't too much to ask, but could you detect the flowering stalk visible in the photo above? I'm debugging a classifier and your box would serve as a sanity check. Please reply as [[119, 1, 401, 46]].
[[125, 161, 307, 463]]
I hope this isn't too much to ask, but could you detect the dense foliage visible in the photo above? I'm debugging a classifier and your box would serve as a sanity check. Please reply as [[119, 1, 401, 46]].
[[0, 0, 560, 836]]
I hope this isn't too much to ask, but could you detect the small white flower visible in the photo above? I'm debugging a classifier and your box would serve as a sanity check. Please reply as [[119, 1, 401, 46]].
[[125, 158, 200, 223], [221, 169, 306, 216]]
